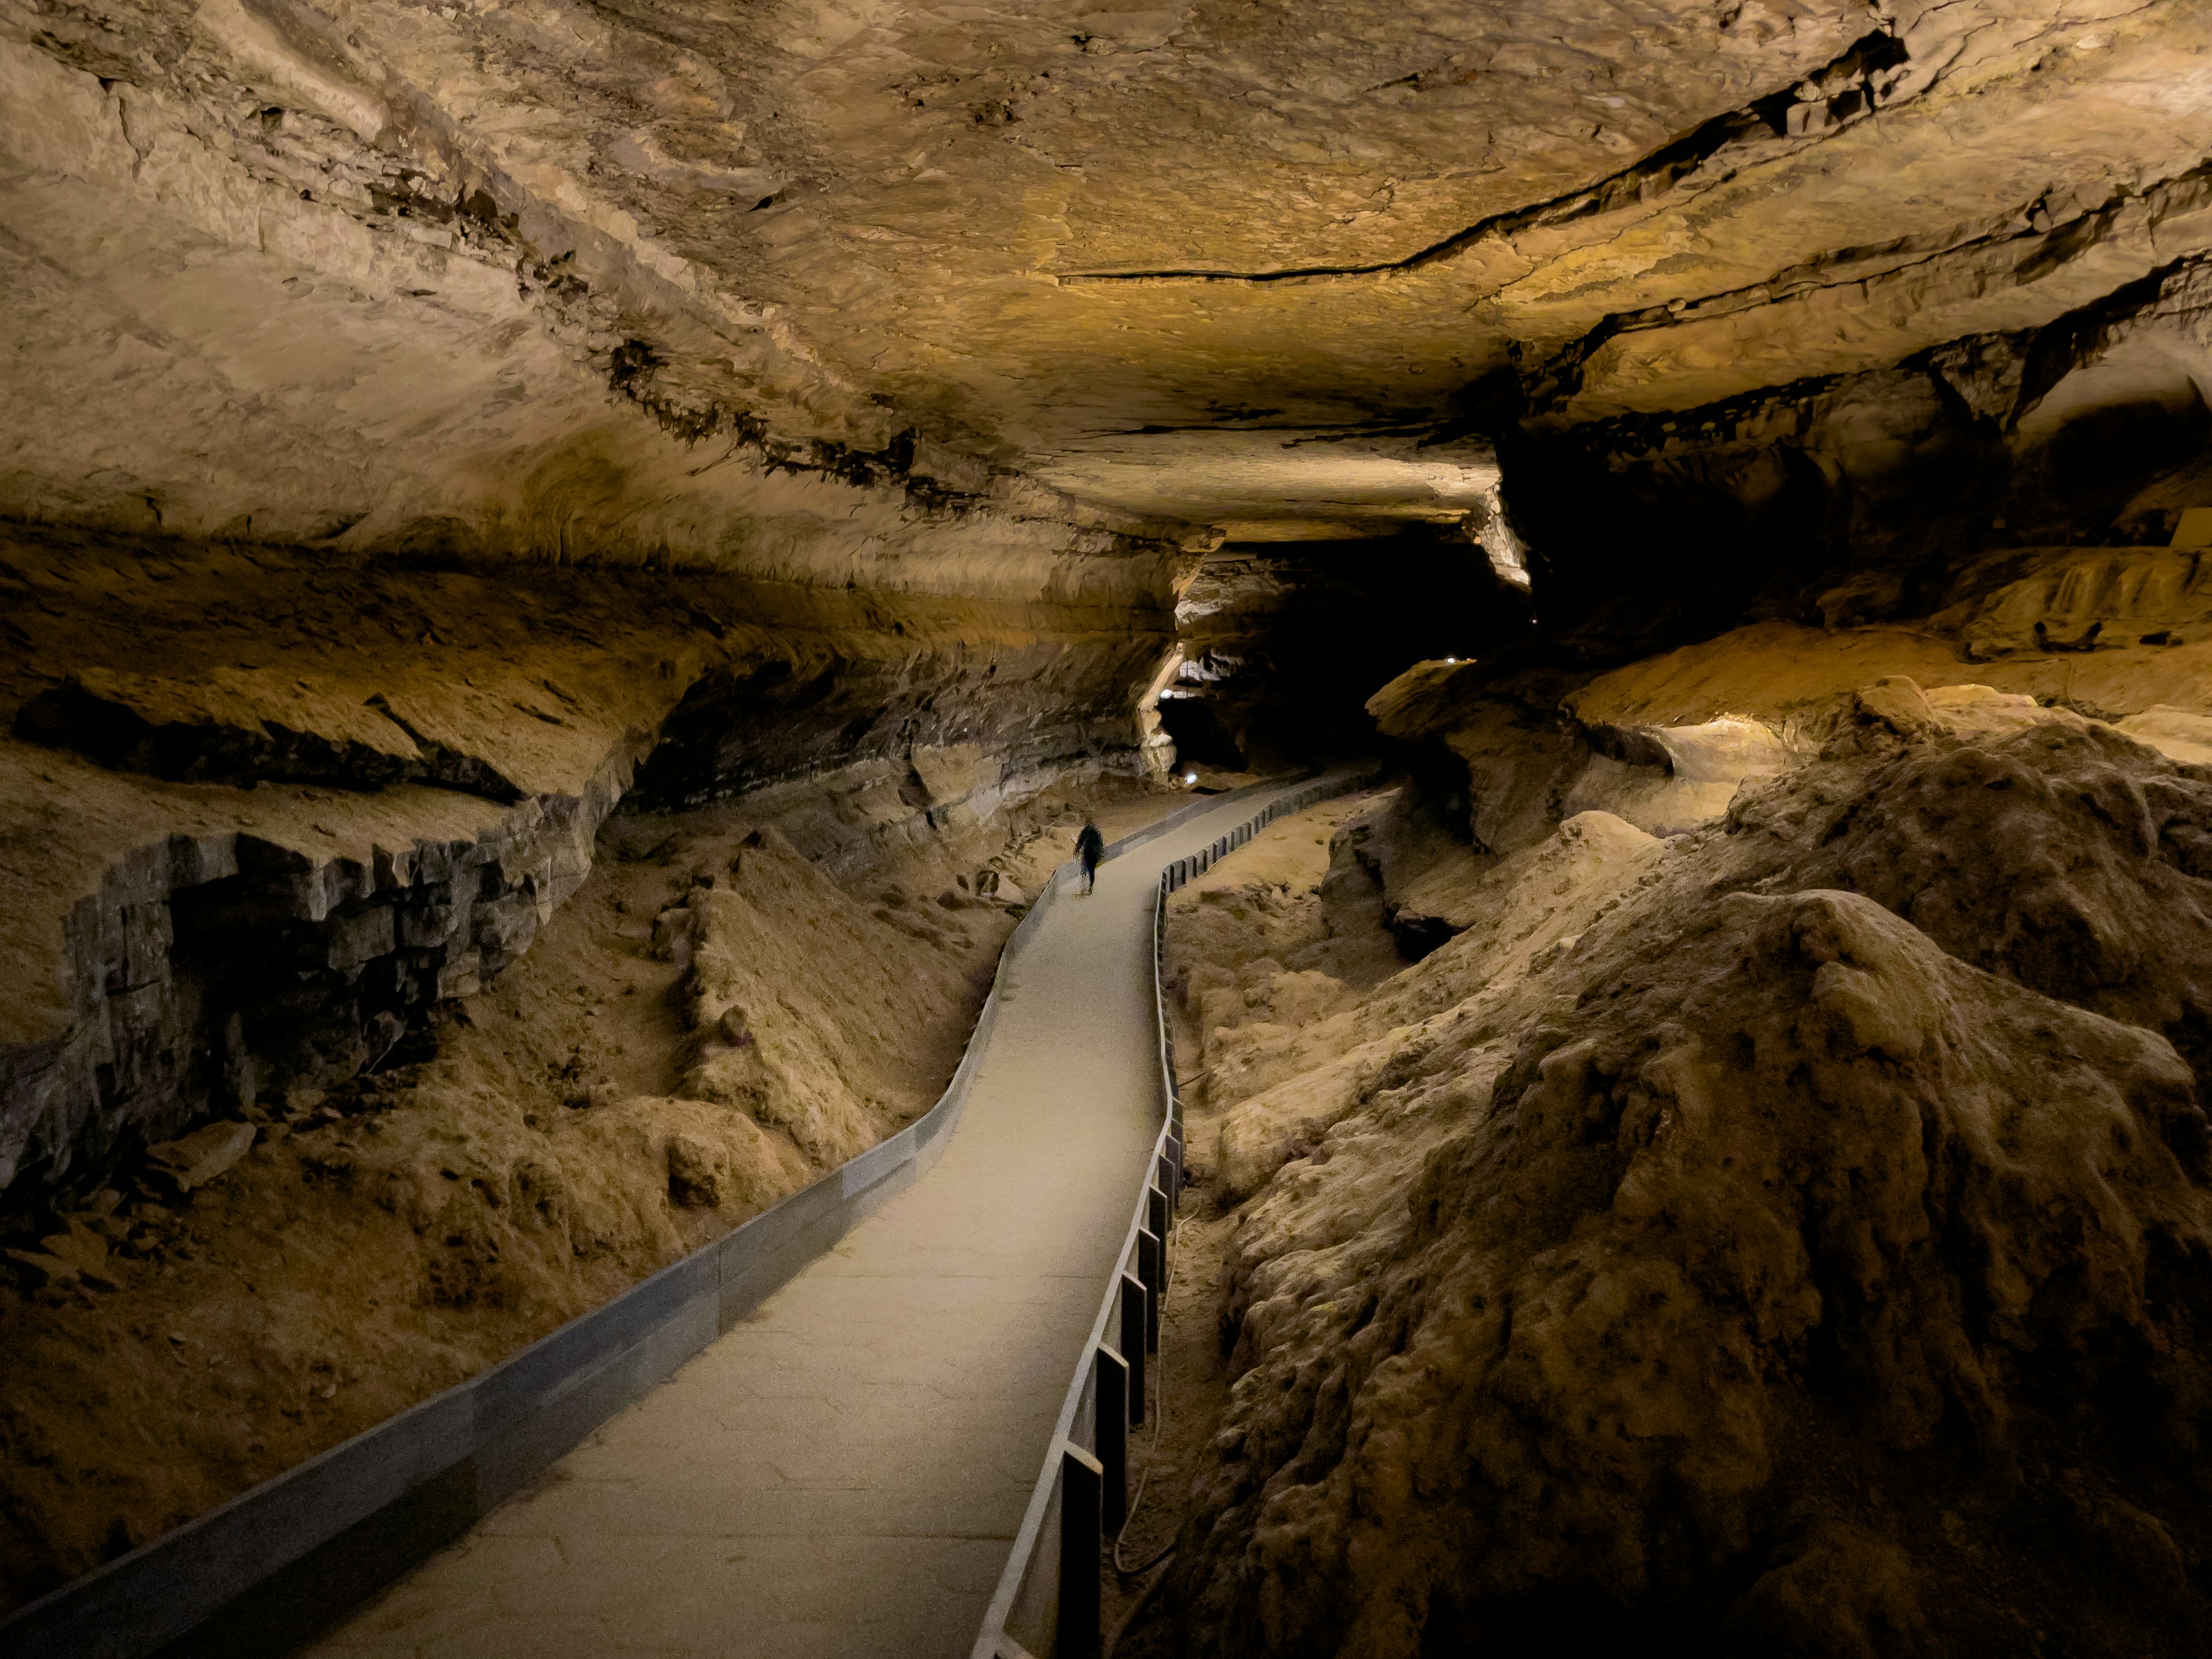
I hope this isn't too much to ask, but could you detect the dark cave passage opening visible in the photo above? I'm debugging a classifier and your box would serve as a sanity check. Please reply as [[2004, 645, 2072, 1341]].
[[1158, 523, 1535, 775]]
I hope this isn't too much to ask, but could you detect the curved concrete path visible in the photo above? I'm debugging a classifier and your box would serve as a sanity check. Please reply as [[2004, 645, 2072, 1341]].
[[306, 782, 1318, 1659]]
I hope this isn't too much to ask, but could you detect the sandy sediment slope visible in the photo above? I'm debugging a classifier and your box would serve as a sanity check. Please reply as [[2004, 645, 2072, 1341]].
[[1150, 691, 2212, 1658]]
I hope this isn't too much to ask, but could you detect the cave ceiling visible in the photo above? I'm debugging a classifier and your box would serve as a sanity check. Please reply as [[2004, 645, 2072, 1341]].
[[3, 0, 2210, 550]]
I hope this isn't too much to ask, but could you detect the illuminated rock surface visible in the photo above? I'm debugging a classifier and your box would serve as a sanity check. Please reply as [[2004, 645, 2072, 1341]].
[[1162, 721, 2212, 1656], [8, 0, 2212, 1651]]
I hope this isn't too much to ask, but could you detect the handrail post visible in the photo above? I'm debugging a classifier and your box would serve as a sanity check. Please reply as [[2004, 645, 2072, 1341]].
[[971, 775, 1381, 1659], [1096, 1349, 1130, 1535], [1137, 1228, 1162, 1356], [1058, 1445, 1104, 1659], [1119, 1274, 1147, 1423]]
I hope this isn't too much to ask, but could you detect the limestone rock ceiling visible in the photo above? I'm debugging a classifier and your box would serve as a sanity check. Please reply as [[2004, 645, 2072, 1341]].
[[7, 0, 2210, 546], [1033, 429, 1503, 541]]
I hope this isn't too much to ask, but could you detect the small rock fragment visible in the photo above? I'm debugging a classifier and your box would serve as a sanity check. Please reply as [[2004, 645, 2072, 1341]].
[[652, 907, 694, 965], [666, 1135, 722, 1208], [7, 1215, 116, 1286], [149, 1120, 257, 1192]]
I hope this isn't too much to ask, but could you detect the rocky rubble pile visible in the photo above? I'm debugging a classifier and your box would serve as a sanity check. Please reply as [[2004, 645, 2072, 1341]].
[[1165, 702, 2212, 1657]]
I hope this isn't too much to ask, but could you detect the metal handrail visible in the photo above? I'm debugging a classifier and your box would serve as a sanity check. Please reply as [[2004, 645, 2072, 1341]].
[[972, 771, 1363, 1659], [1, 777, 1323, 1659]]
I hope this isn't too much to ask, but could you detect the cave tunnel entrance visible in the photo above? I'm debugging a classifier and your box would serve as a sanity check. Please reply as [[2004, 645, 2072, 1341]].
[[1162, 520, 1535, 775], [1156, 690, 1248, 771]]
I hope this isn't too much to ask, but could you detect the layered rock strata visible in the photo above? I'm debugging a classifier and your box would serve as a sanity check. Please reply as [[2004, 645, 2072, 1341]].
[[0, 524, 1177, 1209], [11, 1, 2210, 543], [1507, 260, 2212, 662], [0, 1, 1199, 558], [1371, 538, 2212, 869]]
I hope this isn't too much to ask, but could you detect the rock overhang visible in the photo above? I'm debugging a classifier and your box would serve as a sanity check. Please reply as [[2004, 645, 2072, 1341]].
[[10, 0, 2212, 1215], [7, 0, 2211, 552]]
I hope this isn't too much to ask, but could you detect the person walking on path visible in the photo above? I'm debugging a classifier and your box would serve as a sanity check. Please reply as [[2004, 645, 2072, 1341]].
[[1075, 819, 1104, 895]]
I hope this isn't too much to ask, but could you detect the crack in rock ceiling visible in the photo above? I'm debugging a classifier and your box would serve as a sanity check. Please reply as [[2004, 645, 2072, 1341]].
[[3, 0, 2210, 543]]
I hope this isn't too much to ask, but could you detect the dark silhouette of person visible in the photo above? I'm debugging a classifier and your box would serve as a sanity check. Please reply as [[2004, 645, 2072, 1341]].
[[1075, 820, 1104, 895]]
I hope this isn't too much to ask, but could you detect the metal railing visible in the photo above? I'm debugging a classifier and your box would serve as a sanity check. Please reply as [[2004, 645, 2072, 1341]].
[[972, 772, 1358, 1659], [0, 779, 1328, 1659]]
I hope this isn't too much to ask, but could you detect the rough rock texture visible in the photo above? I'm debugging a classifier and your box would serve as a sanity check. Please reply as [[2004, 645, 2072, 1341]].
[[12, 0, 2212, 1643], [0, 762, 1171, 1611], [1561, 714, 1792, 837], [0, 0, 1212, 560], [1735, 716, 2212, 1113], [1372, 537, 2212, 859], [0, 524, 1174, 1211], [1195, 807, 1661, 1202], [10, 0, 2212, 1236], [1158, 711, 2212, 1657], [9, 0, 2212, 545], [660, 828, 975, 1169], [1510, 262, 2212, 660]]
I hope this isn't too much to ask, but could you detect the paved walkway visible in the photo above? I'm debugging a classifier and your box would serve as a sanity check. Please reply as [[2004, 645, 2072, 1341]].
[[307, 783, 1311, 1659]]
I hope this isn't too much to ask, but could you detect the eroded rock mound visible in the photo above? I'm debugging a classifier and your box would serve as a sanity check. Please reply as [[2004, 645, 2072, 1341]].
[[1173, 733, 2212, 1658], [1737, 719, 2212, 1094]]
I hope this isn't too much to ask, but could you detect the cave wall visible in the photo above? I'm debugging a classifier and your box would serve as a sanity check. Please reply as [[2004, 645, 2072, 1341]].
[[6, 0, 2210, 1222], [0, 0, 1221, 1216], [0, 524, 1176, 1211], [12, 0, 2212, 1648], [1503, 256, 2212, 663]]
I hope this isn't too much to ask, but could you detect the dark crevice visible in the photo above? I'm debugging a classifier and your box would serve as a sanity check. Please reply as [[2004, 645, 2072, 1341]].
[[1058, 29, 1907, 286], [600, 338, 1168, 536], [1525, 159, 2212, 412]]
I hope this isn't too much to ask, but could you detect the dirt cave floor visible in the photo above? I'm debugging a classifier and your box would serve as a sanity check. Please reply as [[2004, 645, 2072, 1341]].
[[1127, 704, 2212, 1658], [0, 768, 1180, 1613]]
